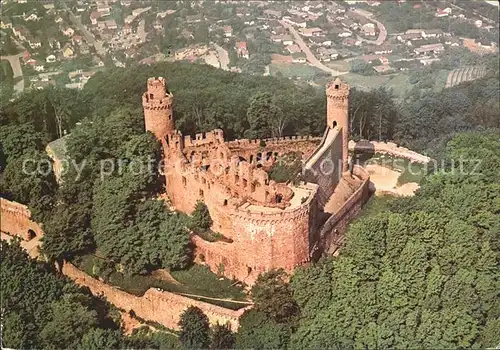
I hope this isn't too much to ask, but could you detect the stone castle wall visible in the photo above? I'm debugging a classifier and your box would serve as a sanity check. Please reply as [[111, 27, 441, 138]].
[[62, 262, 248, 331], [166, 153, 319, 283], [317, 165, 371, 255], [225, 135, 321, 162], [349, 140, 432, 164], [0, 198, 44, 241], [303, 128, 343, 209]]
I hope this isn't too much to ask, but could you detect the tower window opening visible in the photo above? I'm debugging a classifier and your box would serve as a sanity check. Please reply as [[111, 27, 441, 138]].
[[149, 93, 153, 99], [276, 194, 283, 203], [27, 229, 36, 241], [335, 85, 339, 89], [199, 189, 204, 197], [223, 199, 228, 206], [243, 179, 248, 188], [332, 121, 338, 128]]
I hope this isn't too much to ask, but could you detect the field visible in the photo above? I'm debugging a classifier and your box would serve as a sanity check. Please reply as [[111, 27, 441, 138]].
[[269, 63, 323, 79], [445, 65, 487, 88], [433, 69, 452, 92], [325, 59, 351, 72], [342, 73, 392, 91]]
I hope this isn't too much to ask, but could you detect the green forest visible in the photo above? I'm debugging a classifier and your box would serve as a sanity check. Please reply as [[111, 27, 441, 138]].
[[1, 61, 499, 348]]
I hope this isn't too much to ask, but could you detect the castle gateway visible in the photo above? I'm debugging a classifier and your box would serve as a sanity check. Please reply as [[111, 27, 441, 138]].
[[142, 77, 370, 284]]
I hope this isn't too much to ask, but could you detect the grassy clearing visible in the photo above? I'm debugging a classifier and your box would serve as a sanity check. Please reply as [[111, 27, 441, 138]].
[[73, 255, 247, 310], [384, 73, 410, 97], [433, 69, 451, 92], [325, 59, 351, 71], [342, 73, 391, 91], [269, 63, 322, 78]]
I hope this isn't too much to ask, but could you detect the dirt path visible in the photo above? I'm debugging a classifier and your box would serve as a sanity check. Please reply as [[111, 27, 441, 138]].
[[279, 20, 348, 76], [151, 269, 182, 285]]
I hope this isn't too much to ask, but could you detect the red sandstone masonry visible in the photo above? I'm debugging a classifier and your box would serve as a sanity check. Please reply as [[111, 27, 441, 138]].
[[62, 262, 249, 331], [348, 140, 432, 164], [317, 165, 371, 255], [0, 198, 44, 240]]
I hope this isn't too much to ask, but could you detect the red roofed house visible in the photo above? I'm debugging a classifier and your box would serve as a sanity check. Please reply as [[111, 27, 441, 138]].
[[435, 7, 451, 17], [72, 35, 83, 45], [90, 11, 102, 25], [235, 41, 249, 59], [223, 26, 233, 38], [122, 23, 132, 35]]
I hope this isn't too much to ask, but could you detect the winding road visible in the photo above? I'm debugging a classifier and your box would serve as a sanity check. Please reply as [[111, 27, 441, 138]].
[[279, 20, 348, 76]]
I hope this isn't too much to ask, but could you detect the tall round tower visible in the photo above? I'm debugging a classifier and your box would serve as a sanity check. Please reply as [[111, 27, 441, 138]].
[[142, 77, 174, 141], [326, 77, 350, 173]]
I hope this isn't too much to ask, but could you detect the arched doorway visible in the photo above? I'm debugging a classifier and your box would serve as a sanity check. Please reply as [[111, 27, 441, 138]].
[[27, 229, 36, 241]]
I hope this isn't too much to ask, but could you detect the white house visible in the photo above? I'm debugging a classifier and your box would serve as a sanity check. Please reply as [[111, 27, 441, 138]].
[[24, 12, 40, 21], [62, 26, 75, 37], [338, 29, 352, 38], [422, 29, 443, 39], [283, 16, 307, 28], [283, 36, 294, 46], [292, 53, 307, 63], [414, 43, 445, 55], [46, 54, 57, 63], [28, 37, 42, 49], [361, 23, 376, 36]]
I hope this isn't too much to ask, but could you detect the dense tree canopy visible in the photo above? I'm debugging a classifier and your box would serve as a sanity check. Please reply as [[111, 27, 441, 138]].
[[178, 306, 211, 349], [0, 240, 122, 349]]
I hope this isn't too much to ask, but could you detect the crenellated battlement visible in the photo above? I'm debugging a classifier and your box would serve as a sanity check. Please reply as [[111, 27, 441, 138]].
[[143, 77, 175, 140], [225, 135, 321, 148], [183, 129, 225, 148]]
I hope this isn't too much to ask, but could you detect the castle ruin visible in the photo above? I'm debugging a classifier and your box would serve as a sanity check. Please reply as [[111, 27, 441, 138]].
[[143, 77, 370, 284]]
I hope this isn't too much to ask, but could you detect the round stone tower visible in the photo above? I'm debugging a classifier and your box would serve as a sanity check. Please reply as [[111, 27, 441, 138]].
[[326, 77, 350, 173], [142, 77, 174, 141]]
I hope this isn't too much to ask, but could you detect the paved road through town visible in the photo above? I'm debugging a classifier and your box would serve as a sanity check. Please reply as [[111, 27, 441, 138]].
[[62, 3, 106, 57], [279, 20, 348, 76]]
